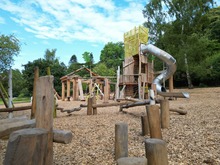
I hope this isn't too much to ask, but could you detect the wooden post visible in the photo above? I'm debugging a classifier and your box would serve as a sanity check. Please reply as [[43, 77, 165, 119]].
[[146, 105, 162, 139], [61, 82, 65, 101], [92, 96, 97, 115], [145, 138, 168, 165], [169, 75, 174, 92], [89, 79, 93, 96], [8, 68, 13, 118], [160, 100, 170, 128], [151, 83, 157, 96], [87, 97, 93, 115], [115, 66, 120, 101], [78, 79, 85, 101], [141, 115, 149, 136], [36, 76, 54, 165], [4, 128, 48, 165], [31, 67, 39, 119], [67, 79, 70, 98], [115, 122, 128, 160], [76, 79, 79, 100], [47, 67, 51, 75], [104, 78, 109, 103]]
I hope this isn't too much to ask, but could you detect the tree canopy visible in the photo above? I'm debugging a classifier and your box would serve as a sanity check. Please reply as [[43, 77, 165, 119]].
[[143, 0, 220, 87], [100, 42, 124, 71], [0, 34, 21, 72]]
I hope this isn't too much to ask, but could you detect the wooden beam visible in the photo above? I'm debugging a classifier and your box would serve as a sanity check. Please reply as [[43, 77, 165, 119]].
[[0, 118, 72, 144], [170, 108, 187, 115], [0, 106, 32, 112]]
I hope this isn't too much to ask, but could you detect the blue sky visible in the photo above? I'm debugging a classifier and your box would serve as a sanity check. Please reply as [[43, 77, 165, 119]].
[[0, 0, 148, 71]]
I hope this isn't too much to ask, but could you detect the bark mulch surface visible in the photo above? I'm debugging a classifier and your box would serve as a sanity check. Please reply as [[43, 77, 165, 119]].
[[0, 87, 219, 165]]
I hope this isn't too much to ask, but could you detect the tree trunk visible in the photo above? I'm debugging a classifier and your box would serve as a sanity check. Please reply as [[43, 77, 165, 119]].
[[184, 53, 193, 89]]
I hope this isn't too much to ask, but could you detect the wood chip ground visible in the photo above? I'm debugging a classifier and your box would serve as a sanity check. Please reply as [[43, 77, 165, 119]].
[[0, 87, 220, 165]]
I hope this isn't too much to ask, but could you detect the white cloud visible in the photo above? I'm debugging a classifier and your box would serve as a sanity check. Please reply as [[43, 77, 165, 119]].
[[0, 0, 146, 43], [0, 16, 5, 24]]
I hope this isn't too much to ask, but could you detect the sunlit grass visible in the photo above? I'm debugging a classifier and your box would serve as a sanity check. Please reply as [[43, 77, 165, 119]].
[[0, 97, 31, 105]]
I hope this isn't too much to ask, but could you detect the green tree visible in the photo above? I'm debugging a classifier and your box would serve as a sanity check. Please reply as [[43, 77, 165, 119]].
[[69, 54, 78, 65], [22, 55, 67, 96], [100, 42, 124, 71], [0, 34, 21, 72], [93, 63, 115, 76], [67, 54, 81, 73], [143, 0, 217, 88], [82, 51, 94, 68], [44, 49, 57, 62]]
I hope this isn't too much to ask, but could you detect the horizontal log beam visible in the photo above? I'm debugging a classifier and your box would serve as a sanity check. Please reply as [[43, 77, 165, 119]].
[[0, 119, 73, 144], [0, 106, 32, 112], [170, 109, 187, 115], [92, 102, 132, 108], [158, 92, 189, 98]]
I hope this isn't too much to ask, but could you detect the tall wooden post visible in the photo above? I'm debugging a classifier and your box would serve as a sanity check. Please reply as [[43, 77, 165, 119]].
[[146, 105, 162, 139], [31, 67, 39, 119], [67, 79, 70, 98], [104, 78, 109, 103], [61, 81, 65, 101], [145, 138, 168, 165], [169, 75, 174, 92], [92, 97, 97, 115], [115, 66, 120, 101], [36, 76, 54, 165], [160, 100, 170, 128], [115, 123, 128, 160]]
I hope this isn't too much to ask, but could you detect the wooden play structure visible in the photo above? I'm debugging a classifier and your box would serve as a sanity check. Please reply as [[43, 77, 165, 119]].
[[117, 26, 154, 100], [60, 67, 110, 103]]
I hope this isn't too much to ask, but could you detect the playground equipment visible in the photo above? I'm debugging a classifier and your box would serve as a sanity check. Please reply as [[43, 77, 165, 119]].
[[60, 67, 111, 103], [117, 26, 189, 100], [1, 76, 72, 165]]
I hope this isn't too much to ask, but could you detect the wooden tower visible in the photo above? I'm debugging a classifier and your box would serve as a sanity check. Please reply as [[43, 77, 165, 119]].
[[119, 26, 154, 99]]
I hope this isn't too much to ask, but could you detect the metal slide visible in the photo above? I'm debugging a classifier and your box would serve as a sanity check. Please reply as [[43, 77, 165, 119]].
[[141, 44, 189, 98]]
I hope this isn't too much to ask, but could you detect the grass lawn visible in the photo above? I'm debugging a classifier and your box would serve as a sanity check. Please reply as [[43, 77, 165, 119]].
[[0, 97, 31, 105]]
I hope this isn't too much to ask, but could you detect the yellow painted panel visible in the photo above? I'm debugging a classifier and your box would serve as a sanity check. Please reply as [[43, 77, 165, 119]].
[[124, 26, 149, 58]]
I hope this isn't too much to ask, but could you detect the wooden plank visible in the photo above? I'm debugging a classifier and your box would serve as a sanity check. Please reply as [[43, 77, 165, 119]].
[[36, 76, 54, 165], [4, 128, 48, 165]]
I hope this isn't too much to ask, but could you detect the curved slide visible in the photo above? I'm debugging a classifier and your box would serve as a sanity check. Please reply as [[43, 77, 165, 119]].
[[141, 44, 189, 98]]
